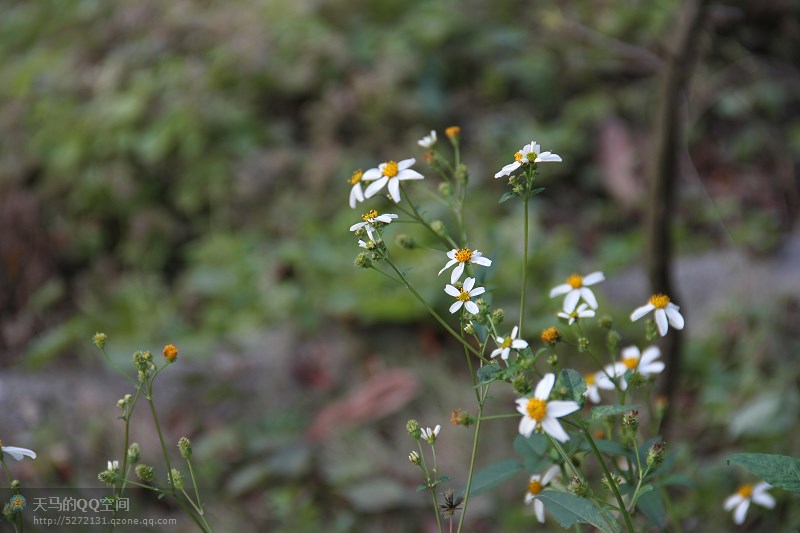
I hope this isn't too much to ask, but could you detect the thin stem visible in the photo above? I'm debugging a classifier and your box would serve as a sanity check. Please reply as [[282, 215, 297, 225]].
[[100, 347, 137, 388], [145, 381, 176, 495], [430, 488, 444, 533], [456, 387, 487, 533], [547, 434, 582, 479], [582, 427, 635, 533], [478, 413, 520, 421], [186, 458, 203, 514], [519, 197, 529, 336], [661, 486, 685, 533]]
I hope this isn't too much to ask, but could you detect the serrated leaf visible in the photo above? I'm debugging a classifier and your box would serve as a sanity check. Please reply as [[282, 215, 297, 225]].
[[553, 369, 586, 405], [476, 364, 502, 385], [728, 453, 800, 493], [462, 460, 523, 497], [498, 191, 517, 203], [537, 491, 620, 533], [636, 489, 666, 529], [514, 433, 549, 462], [591, 405, 640, 420], [471, 320, 489, 343]]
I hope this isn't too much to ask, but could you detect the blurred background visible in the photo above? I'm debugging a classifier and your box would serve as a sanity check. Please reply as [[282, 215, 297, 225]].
[[1, 0, 799, 531]]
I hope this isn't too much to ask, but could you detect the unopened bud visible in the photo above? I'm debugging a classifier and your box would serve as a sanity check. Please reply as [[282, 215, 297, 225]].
[[128, 443, 141, 464], [491, 308, 504, 326], [450, 408, 475, 427], [512, 375, 532, 395], [408, 451, 421, 465], [577, 337, 590, 352], [396, 234, 416, 249], [406, 419, 421, 440], [599, 315, 613, 329], [567, 475, 590, 497], [438, 182, 454, 197], [430, 220, 446, 236], [647, 441, 666, 467], [168, 469, 184, 490], [540, 327, 561, 345], [92, 332, 108, 349], [354, 252, 372, 269], [178, 437, 192, 459], [136, 464, 155, 482]]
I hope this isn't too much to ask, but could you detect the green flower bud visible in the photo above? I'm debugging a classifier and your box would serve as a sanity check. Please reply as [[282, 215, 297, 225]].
[[128, 443, 141, 464], [408, 451, 421, 465], [598, 315, 613, 329], [92, 332, 108, 349], [136, 464, 155, 482], [577, 337, 590, 352], [98, 470, 115, 485], [406, 419, 421, 440], [463, 322, 475, 335], [646, 441, 666, 467], [645, 319, 658, 341], [547, 354, 559, 366], [606, 330, 621, 353], [354, 252, 372, 269], [10, 480, 20, 490], [178, 437, 192, 459], [168, 469, 184, 490], [455, 164, 469, 185], [438, 182, 454, 197], [491, 308, 504, 326], [512, 375, 532, 395], [430, 220, 446, 236], [567, 475, 590, 497], [396, 234, 416, 249]]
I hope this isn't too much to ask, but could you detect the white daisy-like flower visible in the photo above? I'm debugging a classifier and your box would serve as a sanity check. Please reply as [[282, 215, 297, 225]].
[[549, 271, 605, 313], [363, 158, 424, 203], [584, 372, 603, 404], [108, 460, 119, 471], [494, 140, 562, 178], [349, 209, 398, 241], [597, 346, 664, 391], [347, 169, 365, 209], [516, 373, 580, 442], [421, 425, 441, 444], [557, 302, 595, 325], [445, 277, 485, 315], [524, 465, 560, 523], [438, 248, 492, 284], [490, 326, 528, 362], [0, 443, 37, 461], [630, 293, 684, 336], [724, 482, 775, 525], [418, 130, 437, 149]]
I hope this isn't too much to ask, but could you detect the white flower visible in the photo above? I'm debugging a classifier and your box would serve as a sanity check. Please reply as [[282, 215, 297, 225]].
[[418, 130, 437, 148], [494, 140, 562, 178], [363, 158, 424, 203], [724, 482, 774, 525], [584, 372, 603, 404], [445, 277, 485, 315], [349, 209, 398, 241], [516, 373, 580, 442], [108, 460, 119, 471], [524, 465, 560, 523], [421, 425, 441, 444], [490, 326, 528, 362], [438, 248, 492, 284], [549, 271, 604, 312], [347, 169, 365, 209], [597, 346, 664, 391], [557, 302, 595, 325], [1, 444, 36, 461], [630, 293, 684, 336]]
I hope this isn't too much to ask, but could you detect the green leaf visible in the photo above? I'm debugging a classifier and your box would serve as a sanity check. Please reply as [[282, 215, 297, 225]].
[[498, 191, 517, 203], [661, 473, 694, 488], [536, 491, 620, 533], [591, 405, 640, 420], [728, 453, 800, 493], [470, 320, 488, 343], [553, 369, 587, 405], [416, 483, 428, 492], [462, 460, 523, 497], [514, 433, 549, 462], [531, 187, 546, 195], [636, 489, 666, 529], [476, 364, 502, 385], [584, 439, 630, 458]]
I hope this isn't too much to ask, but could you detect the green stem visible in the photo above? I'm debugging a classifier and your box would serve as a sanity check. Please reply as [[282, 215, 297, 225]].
[[430, 488, 444, 533], [145, 382, 176, 495], [186, 458, 203, 514], [582, 428, 635, 533], [456, 387, 487, 533], [547, 434, 582, 479], [661, 486, 685, 533], [478, 413, 519, 421], [519, 197, 529, 337], [100, 347, 137, 388]]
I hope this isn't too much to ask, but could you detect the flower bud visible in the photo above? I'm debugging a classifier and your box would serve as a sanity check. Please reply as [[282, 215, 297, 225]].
[[168, 469, 184, 490], [396, 234, 416, 249], [567, 475, 590, 497], [491, 308, 504, 326], [92, 332, 108, 349], [128, 443, 141, 464], [406, 419, 421, 440], [178, 437, 192, 459], [463, 322, 475, 335], [606, 330, 621, 353], [136, 464, 155, 482], [10, 480, 20, 490], [540, 327, 561, 345], [408, 451, 421, 465], [430, 220, 446, 236], [445, 126, 460, 141], [455, 164, 468, 186], [622, 410, 639, 442], [512, 375, 532, 395], [598, 315, 613, 329], [645, 319, 658, 341], [647, 441, 666, 467], [162, 344, 179, 363], [450, 408, 475, 427], [98, 470, 115, 485], [577, 337, 590, 352], [438, 182, 454, 197], [354, 252, 372, 269], [547, 354, 558, 366]]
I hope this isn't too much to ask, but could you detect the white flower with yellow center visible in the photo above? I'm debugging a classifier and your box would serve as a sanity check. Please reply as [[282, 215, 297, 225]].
[[724, 482, 774, 525], [438, 248, 492, 284], [490, 326, 528, 362], [0, 442, 36, 461], [349, 210, 398, 241], [421, 425, 441, 444], [549, 271, 604, 312], [445, 277, 485, 315], [631, 293, 684, 336], [524, 465, 560, 523], [494, 141, 562, 178], [557, 302, 595, 325], [597, 346, 664, 391], [347, 169, 365, 209], [418, 130, 437, 148], [363, 158, 424, 203], [516, 373, 580, 442], [584, 372, 603, 404]]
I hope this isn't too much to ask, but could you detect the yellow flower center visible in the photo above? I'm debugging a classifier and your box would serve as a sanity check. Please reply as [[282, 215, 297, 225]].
[[382, 161, 399, 178], [567, 273, 583, 288], [649, 294, 670, 309], [457, 289, 471, 302], [514, 151, 523, 162], [526, 398, 547, 422], [540, 327, 560, 344], [526, 151, 538, 163], [528, 479, 543, 496], [348, 169, 363, 185], [501, 337, 512, 349], [623, 357, 639, 370], [455, 248, 473, 263], [584, 373, 596, 386], [737, 484, 753, 499], [445, 126, 460, 138], [162, 344, 179, 362], [362, 209, 378, 222]]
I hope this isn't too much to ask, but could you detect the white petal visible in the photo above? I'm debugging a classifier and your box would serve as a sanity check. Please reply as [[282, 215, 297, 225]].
[[387, 177, 401, 203], [451, 263, 465, 284], [463, 277, 475, 291], [499, 348, 511, 361], [630, 303, 654, 321], [580, 287, 598, 309], [469, 286, 486, 297], [639, 346, 661, 367], [547, 401, 580, 418], [510, 325, 519, 339], [439, 258, 458, 276], [519, 416, 536, 437], [534, 373, 556, 400], [397, 158, 416, 169], [449, 301, 463, 313], [542, 465, 560, 486], [752, 491, 775, 509], [2, 446, 37, 461], [579, 309, 595, 318], [733, 499, 750, 525], [397, 169, 424, 180], [490, 347, 504, 359], [515, 398, 529, 415], [639, 361, 665, 375], [563, 290, 580, 313], [524, 492, 535, 504], [549, 284, 572, 298], [723, 493, 743, 511], [541, 416, 570, 442], [665, 305, 685, 330], [587, 387, 601, 403], [349, 221, 365, 232], [655, 309, 669, 336], [444, 285, 461, 297], [447, 249, 457, 259], [364, 176, 388, 198], [511, 339, 528, 349], [464, 301, 480, 315], [433, 425, 440, 436], [535, 152, 562, 162], [349, 183, 364, 208], [621, 346, 641, 361], [557, 311, 569, 320], [361, 168, 382, 181], [534, 499, 545, 523], [582, 272, 605, 286], [471, 256, 492, 267]]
